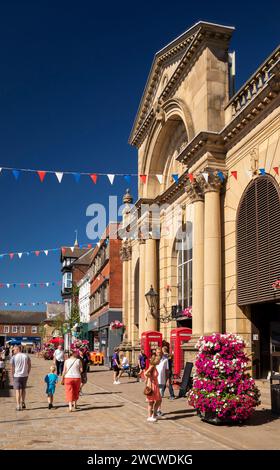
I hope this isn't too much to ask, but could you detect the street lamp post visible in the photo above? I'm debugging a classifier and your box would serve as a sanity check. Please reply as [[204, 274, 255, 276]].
[[145, 285, 159, 318]]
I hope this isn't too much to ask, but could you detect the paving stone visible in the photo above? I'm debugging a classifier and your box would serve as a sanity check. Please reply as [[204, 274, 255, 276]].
[[0, 357, 279, 449]]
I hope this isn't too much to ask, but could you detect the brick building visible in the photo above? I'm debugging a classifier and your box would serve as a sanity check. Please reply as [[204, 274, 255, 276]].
[[0, 310, 46, 348], [88, 223, 123, 365]]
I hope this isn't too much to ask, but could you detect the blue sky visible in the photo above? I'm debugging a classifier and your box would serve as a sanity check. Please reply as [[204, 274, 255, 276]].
[[0, 0, 279, 309]]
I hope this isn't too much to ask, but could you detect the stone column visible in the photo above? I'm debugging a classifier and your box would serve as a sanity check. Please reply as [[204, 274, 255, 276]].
[[189, 182, 205, 337], [138, 239, 146, 337], [144, 237, 158, 331], [119, 240, 132, 351], [184, 181, 205, 363], [202, 172, 225, 334]]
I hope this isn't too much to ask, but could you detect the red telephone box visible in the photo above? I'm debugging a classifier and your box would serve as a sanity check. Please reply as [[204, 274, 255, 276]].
[[141, 331, 163, 360], [170, 327, 192, 377]]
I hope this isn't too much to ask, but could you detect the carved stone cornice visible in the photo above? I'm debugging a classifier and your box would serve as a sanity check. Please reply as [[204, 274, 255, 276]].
[[119, 240, 132, 262], [196, 171, 227, 193], [185, 179, 204, 202]]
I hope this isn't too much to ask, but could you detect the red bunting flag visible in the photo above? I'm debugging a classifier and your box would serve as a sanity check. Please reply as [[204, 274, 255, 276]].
[[90, 174, 98, 184], [188, 173, 194, 183], [140, 175, 147, 184], [273, 167, 279, 175], [88, 244, 92, 248], [231, 171, 238, 180], [37, 171, 46, 182], [9, 253, 14, 260], [35, 251, 40, 256], [61, 247, 66, 255], [20, 283, 25, 288]]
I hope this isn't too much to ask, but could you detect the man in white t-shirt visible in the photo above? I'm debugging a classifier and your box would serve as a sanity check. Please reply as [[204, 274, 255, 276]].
[[155, 347, 169, 417], [53, 345, 65, 376], [10, 345, 31, 411]]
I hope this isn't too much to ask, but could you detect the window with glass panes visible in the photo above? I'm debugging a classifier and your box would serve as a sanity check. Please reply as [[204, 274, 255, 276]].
[[177, 224, 192, 310], [63, 272, 72, 289]]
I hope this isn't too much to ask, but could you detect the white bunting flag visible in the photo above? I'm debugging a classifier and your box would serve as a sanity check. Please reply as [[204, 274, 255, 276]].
[[44, 250, 48, 256], [4, 302, 7, 306], [32, 302, 35, 306], [246, 170, 252, 179], [202, 172, 209, 183], [55, 172, 64, 183], [19, 303, 22, 307], [156, 174, 163, 184], [0, 168, 2, 173], [70, 246, 75, 252], [18, 253, 23, 259], [28, 283, 31, 288], [46, 282, 49, 287], [107, 174, 115, 185], [6, 284, 10, 288], [97, 242, 100, 248]]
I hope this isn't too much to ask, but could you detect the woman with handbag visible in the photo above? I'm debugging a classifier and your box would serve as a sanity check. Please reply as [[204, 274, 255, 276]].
[[144, 355, 162, 422], [61, 350, 83, 412]]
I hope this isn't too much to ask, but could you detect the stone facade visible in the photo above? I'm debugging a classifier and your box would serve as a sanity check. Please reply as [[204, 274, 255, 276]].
[[122, 21, 280, 374]]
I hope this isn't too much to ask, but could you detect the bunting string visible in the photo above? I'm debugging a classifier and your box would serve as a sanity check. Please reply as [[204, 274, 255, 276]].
[[0, 281, 61, 288], [0, 165, 278, 185], [0, 243, 93, 260], [0, 300, 64, 307]]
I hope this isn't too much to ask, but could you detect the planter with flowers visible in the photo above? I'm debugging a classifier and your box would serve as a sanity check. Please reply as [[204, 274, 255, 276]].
[[187, 333, 260, 425], [70, 339, 89, 358], [42, 342, 55, 360]]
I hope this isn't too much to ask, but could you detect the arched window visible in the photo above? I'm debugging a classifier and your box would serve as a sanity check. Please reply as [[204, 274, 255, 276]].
[[176, 223, 192, 310], [237, 175, 280, 305]]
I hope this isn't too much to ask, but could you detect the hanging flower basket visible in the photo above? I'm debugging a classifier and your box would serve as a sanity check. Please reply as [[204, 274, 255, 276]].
[[109, 320, 124, 330], [272, 280, 280, 290], [187, 333, 260, 425], [182, 306, 192, 318]]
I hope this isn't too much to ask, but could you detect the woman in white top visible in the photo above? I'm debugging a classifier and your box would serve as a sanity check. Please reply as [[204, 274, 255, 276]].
[[62, 350, 83, 412]]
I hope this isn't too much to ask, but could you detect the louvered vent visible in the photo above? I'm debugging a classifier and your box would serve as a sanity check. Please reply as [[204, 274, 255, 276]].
[[237, 176, 280, 305]]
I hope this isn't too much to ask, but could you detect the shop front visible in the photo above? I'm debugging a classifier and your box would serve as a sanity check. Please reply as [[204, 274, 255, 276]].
[[98, 310, 123, 367], [88, 318, 99, 352]]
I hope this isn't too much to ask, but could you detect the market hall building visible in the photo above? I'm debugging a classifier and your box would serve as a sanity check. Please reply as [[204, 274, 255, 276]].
[[121, 21, 280, 378]]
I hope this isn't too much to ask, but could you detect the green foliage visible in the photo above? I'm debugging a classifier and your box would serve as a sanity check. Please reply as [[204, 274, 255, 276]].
[[69, 284, 80, 328]]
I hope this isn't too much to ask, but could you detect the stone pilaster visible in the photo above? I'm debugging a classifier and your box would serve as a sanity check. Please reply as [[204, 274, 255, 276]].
[[184, 181, 205, 361]]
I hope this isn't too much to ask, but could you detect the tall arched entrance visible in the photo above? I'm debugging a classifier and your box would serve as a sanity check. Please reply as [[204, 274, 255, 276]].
[[237, 175, 280, 378]]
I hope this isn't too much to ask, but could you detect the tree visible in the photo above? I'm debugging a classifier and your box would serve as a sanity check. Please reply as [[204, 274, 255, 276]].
[[69, 283, 80, 328]]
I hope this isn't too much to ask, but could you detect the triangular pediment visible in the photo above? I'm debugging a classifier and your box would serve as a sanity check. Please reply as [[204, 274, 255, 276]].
[[129, 21, 234, 146]]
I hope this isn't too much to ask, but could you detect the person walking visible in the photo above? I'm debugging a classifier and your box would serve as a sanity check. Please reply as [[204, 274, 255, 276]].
[[162, 346, 176, 400], [62, 350, 83, 412], [79, 349, 90, 396], [10, 345, 31, 411], [155, 347, 169, 417], [44, 365, 58, 409], [137, 349, 147, 382], [144, 355, 162, 422], [53, 344, 65, 376], [112, 347, 121, 385]]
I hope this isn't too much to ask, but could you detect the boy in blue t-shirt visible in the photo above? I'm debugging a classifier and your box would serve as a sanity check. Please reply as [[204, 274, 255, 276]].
[[44, 365, 58, 409]]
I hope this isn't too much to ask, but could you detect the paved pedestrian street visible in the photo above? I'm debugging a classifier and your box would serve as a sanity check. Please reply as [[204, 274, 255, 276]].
[[0, 357, 279, 450]]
